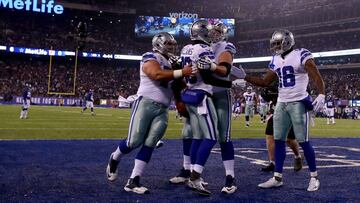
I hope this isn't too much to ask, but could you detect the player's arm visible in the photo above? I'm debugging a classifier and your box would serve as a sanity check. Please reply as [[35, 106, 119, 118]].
[[304, 59, 325, 95], [304, 59, 326, 112], [244, 70, 277, 87], [143, 60, 192, 82], [197, 52, 232, 77]]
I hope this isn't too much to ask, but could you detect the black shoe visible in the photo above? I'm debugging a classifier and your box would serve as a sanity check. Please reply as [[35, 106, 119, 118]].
[[294, 157, 303, 172], [221, 175, 237, 194], [169, 168, 190, 184], [261, 162, 275, 172], [124, 176, 150, 194]]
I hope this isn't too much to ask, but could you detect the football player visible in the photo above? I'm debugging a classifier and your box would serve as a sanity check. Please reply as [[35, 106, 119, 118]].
[[233, 98, 242, 120], [243, 86, 257, 127], [106, 32, 192, 194], [244, 29, 325, 191], [260, 84, 302, 172], [325, 96, 336, 125], [169, 22, 245, 195], [81, 89, 95, 115], [20, 83, 31, 119], [259, 94, 268, 124]]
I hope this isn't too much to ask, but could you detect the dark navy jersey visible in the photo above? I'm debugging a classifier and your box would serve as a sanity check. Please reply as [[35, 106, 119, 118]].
[[22, 88, 31, 100], [326, 100, 334, 108], [85, 92, 94, 102], [234, 101, 241, 107]]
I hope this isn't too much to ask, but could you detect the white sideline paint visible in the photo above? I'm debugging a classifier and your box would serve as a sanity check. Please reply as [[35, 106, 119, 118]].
[[212, 145, 360, 169]]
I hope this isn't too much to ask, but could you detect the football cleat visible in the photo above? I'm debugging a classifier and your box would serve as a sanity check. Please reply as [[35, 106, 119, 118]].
[[294, 157, 303, 172], [169, 168, 190, 184], [307, 177, 320, 192], [155, 140, 164, 149], [258, 177, 283, 189], [106, 153, 119, 182], [221, 175, 237, 194], [187, 178, 211, 196], [124, 176, 150, 194], [261, 162, 275, 172]]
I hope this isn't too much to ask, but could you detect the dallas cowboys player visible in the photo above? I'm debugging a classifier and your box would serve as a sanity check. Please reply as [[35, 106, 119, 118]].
[[169, 22, 245, 194], [81, 89, 95, 115], [244, 29, 325, 191], [325, 96, 336, 125], [106, 32, 192, 194], [243, 86, 257, 127], [20, 84, 31, 119]]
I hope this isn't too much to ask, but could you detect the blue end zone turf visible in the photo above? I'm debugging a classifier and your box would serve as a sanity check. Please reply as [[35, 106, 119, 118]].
[[0, 138, 359, 202]]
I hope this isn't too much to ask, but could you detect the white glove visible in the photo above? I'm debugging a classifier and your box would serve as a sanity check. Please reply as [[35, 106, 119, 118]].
[[197, 56, 217, 71], [312, 94, 325, 112], [230, 64, 247, 79], [232, 79, 247, 88], [168, 55, 180, 66]]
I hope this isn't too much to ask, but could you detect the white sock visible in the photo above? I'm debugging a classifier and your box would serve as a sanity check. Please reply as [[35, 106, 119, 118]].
[[24, 110, 28, 118], [327, 118, 330, 123], [310, 171, 318, 178], [223, 160, 235, 177], [112, 147, 123, 161], [130, 159, 147, 178], [332, 118, 335, 123], [193, 164, 204, 174], [20, 110, 24, 118], [183, 155, 191, 170]]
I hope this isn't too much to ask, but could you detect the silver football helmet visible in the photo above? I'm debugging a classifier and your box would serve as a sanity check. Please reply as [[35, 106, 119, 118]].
[[270, 29, 295, 55], [247, 86, 252, 93], [209, 22, 228, 43], [190, 20, 213, 45], [152, 32, 177, 57]]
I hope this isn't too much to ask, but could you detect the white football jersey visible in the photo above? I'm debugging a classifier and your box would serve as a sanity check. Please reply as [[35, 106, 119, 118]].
[[243, 92, 256, 105], [268, 48, 313, 102], [137, 52, 173, 106], [259, 95, 267, 106], [211, 41, 236, 93], [181, 43, 214, 94]]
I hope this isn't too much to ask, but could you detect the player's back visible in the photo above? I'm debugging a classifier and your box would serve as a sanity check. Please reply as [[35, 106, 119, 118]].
[[269, 48, 312, 102], [180, 43, 214, 94], [137, 51, 173, 106]]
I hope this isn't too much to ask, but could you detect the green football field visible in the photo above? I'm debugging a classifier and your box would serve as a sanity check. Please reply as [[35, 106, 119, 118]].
[[0, 105, 359, 140]]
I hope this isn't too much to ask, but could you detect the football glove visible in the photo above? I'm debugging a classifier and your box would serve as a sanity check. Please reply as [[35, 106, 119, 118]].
[[168, 55, 181, 69], [232, 79, 246, 88], [230, 64, 247, 79], [197, 56, 217, 71], [312, 94, 325, 112]]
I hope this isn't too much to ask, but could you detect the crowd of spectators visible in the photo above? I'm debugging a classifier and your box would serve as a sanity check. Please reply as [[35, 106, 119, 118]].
[[1, 0, 360, 58], [1, 55, 359, 101]]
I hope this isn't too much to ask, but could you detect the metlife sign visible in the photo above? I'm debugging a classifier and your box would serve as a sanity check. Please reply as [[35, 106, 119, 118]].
[[0, 0, 64, 14]]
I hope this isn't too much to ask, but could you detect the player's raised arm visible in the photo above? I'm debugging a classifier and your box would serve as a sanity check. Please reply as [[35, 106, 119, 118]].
[[142, 60, 192, 82], [244, 69, 278, 87]]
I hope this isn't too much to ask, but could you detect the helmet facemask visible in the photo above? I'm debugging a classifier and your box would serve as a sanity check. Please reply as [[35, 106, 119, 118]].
[[270, 29, 295, 55], [209, 23, 228, 44], [152, 32, 177, 58]]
